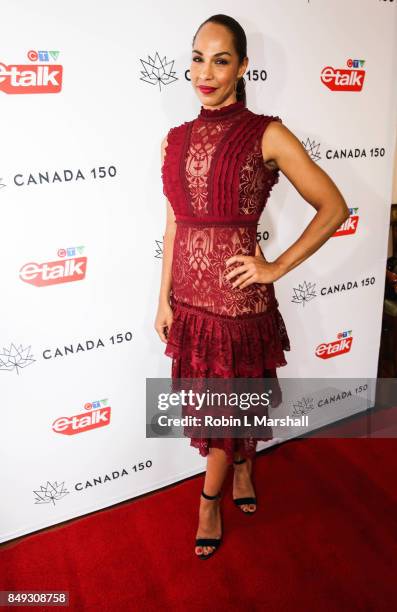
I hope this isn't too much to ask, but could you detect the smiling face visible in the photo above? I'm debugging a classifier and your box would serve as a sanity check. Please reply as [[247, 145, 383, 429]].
[[191, 22, 248, 109]]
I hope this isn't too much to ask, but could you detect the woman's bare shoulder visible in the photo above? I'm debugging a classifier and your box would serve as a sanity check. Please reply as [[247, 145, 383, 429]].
[[261, 119, 300, 168]]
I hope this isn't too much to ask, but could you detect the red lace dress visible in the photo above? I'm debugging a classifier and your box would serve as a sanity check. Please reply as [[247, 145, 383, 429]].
[[161, 99, 290, 463]]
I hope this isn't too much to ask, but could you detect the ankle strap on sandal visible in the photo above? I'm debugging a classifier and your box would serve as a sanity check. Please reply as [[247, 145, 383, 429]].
[[233, 458, 247, 464], [201, 489, 220, 500]]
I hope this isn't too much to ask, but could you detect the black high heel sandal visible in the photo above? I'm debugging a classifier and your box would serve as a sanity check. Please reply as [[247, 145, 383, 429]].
[[195, 489, 222, 560], [233, 458, 257, 514]]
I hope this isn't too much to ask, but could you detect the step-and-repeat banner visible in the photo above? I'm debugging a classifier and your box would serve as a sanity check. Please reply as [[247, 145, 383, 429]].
[[1, 0, 396, 542]]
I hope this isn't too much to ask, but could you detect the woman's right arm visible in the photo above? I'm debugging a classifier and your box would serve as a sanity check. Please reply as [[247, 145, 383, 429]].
[[154, 135, 177, 343]]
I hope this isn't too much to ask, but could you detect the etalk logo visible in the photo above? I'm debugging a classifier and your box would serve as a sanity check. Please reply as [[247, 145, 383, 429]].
[[0, 62, 62, 94], [20, 257, 87, 287], [315, 331, 353, 359], [52, 400, 111, 436], [19, 247, 87, 287], [321, 59, 365, 92], [334, 208, 359, 236]]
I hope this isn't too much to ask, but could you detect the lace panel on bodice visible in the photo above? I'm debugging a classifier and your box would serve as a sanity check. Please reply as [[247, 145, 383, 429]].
[[161, 106, 282, 221], [185, 118, 236, 215], [183, 114, 281, 218]]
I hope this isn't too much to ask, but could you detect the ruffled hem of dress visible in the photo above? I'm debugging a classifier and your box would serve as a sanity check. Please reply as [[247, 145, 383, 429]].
[[165, 297, 290, 464], [164, 297, 291, 378]]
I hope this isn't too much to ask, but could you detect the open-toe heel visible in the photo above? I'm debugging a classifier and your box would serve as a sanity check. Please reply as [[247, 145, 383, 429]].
[[195, 489, 222, 560], [233, 458, 257, 514]]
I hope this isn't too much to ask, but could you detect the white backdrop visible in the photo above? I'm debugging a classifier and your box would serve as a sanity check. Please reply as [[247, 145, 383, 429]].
[[1, 0, 396, 543]]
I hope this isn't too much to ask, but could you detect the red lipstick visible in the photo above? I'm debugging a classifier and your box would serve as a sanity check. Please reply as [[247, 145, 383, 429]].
[[198, 86, 217, 94]]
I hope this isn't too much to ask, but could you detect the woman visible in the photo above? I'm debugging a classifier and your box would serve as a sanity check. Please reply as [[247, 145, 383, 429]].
[[155, 14, 349, 560]]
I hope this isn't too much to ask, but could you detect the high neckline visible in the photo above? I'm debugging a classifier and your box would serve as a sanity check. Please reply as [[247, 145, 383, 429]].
[[198, 99, 246, 120]]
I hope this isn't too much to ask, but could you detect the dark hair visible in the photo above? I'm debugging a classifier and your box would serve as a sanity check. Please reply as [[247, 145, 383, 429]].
[[192, 14, 247, 106]]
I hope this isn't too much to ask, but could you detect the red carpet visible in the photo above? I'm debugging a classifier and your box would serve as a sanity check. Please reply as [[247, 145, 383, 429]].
[[1, 437, 396, 612]]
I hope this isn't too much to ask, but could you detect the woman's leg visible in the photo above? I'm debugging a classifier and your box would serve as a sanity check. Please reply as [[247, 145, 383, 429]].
[[232, 452, 257, 513], [195, 447, 229, 557]]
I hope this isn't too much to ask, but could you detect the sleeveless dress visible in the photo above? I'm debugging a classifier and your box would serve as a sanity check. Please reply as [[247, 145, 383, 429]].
[[161, 99, 291, 464]]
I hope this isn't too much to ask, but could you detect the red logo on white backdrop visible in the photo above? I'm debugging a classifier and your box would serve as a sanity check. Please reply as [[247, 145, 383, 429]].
[[321, 59, 365, 92], [52, 400, 111, 436], [315, 332, 353, 359], [19, 247, 87, 287], [0, 49, 63, 94], [334, 208, 359, 236]]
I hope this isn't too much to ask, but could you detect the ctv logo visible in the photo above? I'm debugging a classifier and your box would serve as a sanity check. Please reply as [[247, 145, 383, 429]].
[[0, 49, 62, 94], [321, 59, 366, 92], [315, 330, 353, 359], [334, 208, 359, 237], [52, 399, 111, 436], [19, 246, 87, 287]]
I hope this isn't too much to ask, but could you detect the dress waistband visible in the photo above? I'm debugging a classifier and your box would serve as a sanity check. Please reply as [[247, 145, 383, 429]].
[[175, 214, 259, 227], [170, 294, 279, 321]]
